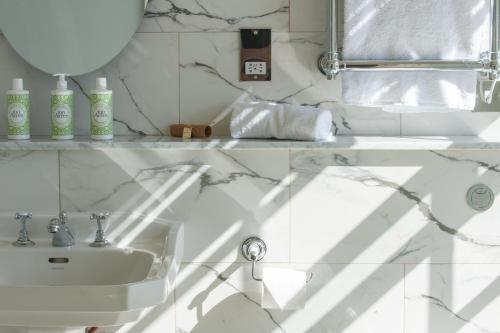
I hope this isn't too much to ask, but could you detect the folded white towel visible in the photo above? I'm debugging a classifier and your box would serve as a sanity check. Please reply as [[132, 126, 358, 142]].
[[230, 100, 332, 141], [342, 0, 491, 111]]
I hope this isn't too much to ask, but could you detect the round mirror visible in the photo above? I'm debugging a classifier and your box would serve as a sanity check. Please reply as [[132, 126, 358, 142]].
[[0, 0, 145, 76]]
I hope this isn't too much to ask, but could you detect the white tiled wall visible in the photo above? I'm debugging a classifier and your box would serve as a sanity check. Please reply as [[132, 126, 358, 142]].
[[2, 148, 500, 332], [1, 1, 500, 333], [6, 0, 500, 137], [143, 0, 500, 137]]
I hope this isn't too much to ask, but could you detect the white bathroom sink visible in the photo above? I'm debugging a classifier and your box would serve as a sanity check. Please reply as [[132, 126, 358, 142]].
[[0, 221, 183, 329]]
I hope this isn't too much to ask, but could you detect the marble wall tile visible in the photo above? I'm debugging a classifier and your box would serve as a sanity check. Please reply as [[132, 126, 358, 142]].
[[401, 111, 500, 137], [290, 0, 326, 32], [405, 264, 500, 333], [60, 149, 290, 263], [290, 150, 500, 264], [72, 33, 179, 136], [0, 33, 179, 137], [175, 263, 404, 333], [0, 151, 58, 215], [139, 0, 289, 33], [179, 32, 400, 136]]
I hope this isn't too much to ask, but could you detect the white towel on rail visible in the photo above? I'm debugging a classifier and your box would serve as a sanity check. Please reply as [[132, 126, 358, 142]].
[[342, 0, 491, 111]]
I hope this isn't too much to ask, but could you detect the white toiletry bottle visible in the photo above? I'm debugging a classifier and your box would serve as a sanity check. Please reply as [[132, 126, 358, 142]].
[[51, 74, 74, 140], [90, 77, 113, 141], [6, 78, 30, 140]]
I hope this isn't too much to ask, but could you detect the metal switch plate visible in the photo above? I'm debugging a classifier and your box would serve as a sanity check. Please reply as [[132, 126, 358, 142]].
[[240, 29, 271, 81], [467, 184, 495, 212]]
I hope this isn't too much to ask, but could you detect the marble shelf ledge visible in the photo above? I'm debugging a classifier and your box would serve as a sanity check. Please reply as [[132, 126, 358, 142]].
[[0, 136, 500, 150]]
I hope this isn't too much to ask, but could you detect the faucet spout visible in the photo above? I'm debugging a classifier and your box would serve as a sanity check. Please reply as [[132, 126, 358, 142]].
[[47, 212, 74, 247]]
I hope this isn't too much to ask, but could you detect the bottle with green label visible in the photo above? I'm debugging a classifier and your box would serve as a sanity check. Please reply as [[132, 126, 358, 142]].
[[51, 74, 74, 140], [6, 78, 30, 140], [90, 77, 113, 141]]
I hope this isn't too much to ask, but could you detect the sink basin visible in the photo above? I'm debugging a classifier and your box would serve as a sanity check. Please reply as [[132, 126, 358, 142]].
[[0, 220, 183, 330], [0, 247, 154, 286]]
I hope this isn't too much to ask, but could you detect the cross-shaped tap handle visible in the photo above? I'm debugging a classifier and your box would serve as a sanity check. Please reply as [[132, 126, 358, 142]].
[[15, 212, 32, 221], [89, 212, 110, 247], [13, 212, 34, 247], [90, 212, 109, 223]]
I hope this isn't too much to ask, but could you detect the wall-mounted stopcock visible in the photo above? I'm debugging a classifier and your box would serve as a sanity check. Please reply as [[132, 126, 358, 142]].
[[241, 237, 267, 282]]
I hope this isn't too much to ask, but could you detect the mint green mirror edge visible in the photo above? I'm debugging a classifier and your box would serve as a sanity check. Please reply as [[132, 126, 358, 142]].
[[0, 0, 146, 76]]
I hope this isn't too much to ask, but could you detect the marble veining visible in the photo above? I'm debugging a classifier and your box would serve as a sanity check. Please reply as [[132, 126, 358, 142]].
[[406, 264, 500, 333], [3, 147, 500, 332], [291, 150, 500, 264], [430, 150, 500, 173], [2, 0, 500, 331], [60, 149, 290, 263], [419, 295, 497, 333], [0, 33, 179, 137], [296, 152, 500, 249], [180, 61, 315, 105], [198, 151, 282, 194], [141, 0, 289, 32], [176, 263, 404, 333], [70, 77, 148, 136]]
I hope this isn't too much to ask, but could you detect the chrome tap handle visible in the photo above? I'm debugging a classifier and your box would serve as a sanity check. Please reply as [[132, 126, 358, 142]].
[[59, 211, 68, 224], [89, 212, 110, 247], [15, 212, 33, 221], [13, 212, 35, 247], [47, 218, 61, 233], [90, 212, 109, 221]]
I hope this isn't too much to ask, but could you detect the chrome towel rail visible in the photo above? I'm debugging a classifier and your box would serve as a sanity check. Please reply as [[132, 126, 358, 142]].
[[318, 0, 500, 103]]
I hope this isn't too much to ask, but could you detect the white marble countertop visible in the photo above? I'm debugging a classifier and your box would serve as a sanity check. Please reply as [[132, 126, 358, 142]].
[[1, 136, 500, 150]]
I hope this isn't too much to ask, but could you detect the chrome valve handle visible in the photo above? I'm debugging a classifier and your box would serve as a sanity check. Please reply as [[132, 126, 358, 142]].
[[89, 212, 110, 247], [241, 237, 267, 282], [13, 212, 34, 247]]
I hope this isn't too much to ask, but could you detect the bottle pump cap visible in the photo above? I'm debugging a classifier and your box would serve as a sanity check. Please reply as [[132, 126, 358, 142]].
[[12, 78, 23, 91], [54, 73, 68, 90], [96, 77, 107, 90]]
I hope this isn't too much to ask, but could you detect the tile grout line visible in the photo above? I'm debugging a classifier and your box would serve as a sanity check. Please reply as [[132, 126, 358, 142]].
[[400, 114, 403, 136], [173, 276, 177, 333], [288, 148, 292, 263], [178, 32, 181, 124], [137, 30, 320, 34], [288, 0, 291, 32], [58, 150, 62, 212], [403, 264, 406, 333]]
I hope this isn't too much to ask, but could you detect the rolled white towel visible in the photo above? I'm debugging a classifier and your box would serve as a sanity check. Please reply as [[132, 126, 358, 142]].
[[230, 100, 332, 141]]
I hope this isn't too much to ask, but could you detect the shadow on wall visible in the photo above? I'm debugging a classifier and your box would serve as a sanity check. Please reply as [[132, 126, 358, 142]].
[[50, 147, 500, 333]]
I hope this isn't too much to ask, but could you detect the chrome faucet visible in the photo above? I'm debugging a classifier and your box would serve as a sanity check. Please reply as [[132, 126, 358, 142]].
[[13, 212, 34, 247], [47, 211, 75, 247], [89, 212, 110, 247]]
